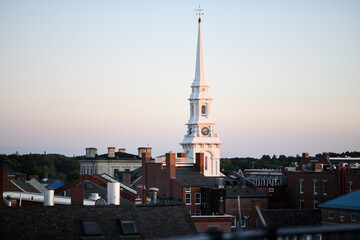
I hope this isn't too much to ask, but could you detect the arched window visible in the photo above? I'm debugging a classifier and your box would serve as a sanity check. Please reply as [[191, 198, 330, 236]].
[[191, 104, 194, 116], [205, 156, 208, 170], [201, 105, 206, 115]]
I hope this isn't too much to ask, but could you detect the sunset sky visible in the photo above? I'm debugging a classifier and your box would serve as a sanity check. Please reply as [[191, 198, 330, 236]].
[[1, 0, 359, 158]]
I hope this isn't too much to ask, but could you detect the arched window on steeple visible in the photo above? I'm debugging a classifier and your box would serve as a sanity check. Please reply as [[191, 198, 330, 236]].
[[201, 105, 206, 116]]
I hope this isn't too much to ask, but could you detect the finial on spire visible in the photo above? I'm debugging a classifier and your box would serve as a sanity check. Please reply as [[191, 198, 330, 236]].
[[194, 4, 204, 22]]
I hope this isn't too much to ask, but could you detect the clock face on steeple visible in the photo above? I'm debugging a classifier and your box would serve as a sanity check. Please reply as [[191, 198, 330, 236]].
[[201, 127, 209, 136]]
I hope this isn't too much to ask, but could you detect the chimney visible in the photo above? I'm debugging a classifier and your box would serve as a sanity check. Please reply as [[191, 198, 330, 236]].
[[107, 182, 120, 205], [149, 187, 159, 204], [122, 173, 131, 186], [302, 152, 309, 158], [177, 152, 186, 158], [108, 147, 115, 158], [219, 197, 224, 215], [142, 152, 151, 187], [138, 147, 152, 158], [44, 190, 54, 206], [166, 152, 176, 196], [29, 175, 38, 180], [118, 148, 126, 153], [71, 186, 84, 205], [86, 147, 97, 158], [195, 153, 205, 174], [323, 152, 330, 159]]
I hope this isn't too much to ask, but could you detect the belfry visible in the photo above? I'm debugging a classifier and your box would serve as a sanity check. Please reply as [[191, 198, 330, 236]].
[[180, 10, 222, 177]]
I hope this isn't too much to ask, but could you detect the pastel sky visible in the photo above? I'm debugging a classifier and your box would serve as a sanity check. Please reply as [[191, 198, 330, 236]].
[[0, 0, 359, 158]]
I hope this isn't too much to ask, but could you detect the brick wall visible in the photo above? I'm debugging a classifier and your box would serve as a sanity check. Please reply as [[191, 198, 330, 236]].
[[287, 171, 339, 209], [321, 208, 360, 225], [225, 197, 268, 230], [192, 216, 232, 232]]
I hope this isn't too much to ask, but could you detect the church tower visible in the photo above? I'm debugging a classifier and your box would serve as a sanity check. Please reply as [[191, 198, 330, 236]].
[[180, 12, 222, 177]]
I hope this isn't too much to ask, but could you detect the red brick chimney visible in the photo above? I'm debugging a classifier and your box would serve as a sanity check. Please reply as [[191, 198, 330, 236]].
[[302, 152, 309, 158], [219, 197, 224, 215], [29, 175, 38, 181], [177, 152, 186, 158], [195, 153, 205, 174], [122, 173, 131, 186], [71, 186, 84, 205], [166, 153, 176, 196], [323, 152, 330, 159], [142, 152, 151, 187]]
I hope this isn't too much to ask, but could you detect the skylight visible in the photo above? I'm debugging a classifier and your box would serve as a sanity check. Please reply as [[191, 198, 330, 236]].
[[82, 220, 103, 236], [120, 220, 138, 235]]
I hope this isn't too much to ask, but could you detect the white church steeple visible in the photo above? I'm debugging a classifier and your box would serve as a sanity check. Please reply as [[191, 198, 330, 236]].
[[180, 10, 222, 177]]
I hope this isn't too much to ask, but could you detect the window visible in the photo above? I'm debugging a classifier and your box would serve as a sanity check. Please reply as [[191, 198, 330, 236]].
[[349, 181, 353, 192], [82, 220, 103, 236], [205, 156, 208, 170], [339, 212, 344, 222], [195, 193, 201, 204], [299, 200, 304, 209], [120, 220, 138, 235], [313, 200, 318, 209], [313, 180, 318, 195], [231, 216, 236, 228], [241, 216, 247, 228], [201, 105, 206, 115], [323, 181, 327, 195], [351, 213, 357, 222], [195, 210, 201, 216], [185, 193, 191, 205], [328, 211, 334, 219], [185, 187, 191, 192], [299, 179, 304, 194], [269, 188, 274, 193]]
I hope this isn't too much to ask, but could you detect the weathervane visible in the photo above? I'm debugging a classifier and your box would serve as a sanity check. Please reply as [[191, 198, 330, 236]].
[[194, 4, 204, 22]]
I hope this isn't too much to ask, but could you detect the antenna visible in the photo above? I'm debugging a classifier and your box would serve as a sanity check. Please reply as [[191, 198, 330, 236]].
[[194, 4, 204, 20]]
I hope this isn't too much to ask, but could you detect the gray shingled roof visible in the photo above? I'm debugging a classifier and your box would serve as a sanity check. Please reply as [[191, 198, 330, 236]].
[[261, 209, 321, 228], [10, 179, 41, 193], [0, 203, 198, 240], [226, 187, 268, 198], [175, 167, 229, 187]]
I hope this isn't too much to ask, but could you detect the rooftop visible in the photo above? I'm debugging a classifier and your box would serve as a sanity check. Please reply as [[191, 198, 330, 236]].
[[318, 189, 360, 211]]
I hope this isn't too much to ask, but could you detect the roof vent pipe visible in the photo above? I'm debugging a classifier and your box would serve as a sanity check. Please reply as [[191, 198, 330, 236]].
[[44, 190, 54, 206], [149, 187, 159, 204], [107, 182, 120, 205]]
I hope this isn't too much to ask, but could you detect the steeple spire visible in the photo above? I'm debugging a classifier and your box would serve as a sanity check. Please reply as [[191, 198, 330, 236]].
[[193, 6, 208, 87]]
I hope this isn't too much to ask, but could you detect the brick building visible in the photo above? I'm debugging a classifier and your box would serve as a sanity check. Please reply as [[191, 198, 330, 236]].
[[137, 152, 268, 231], [318, 189, 360, 225], [286, 152, 360, 209]]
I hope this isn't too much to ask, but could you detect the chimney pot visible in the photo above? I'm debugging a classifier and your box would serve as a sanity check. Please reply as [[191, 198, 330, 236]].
[[108, 147, 116, 158], [118, 148, 126, 153], [138, 147, 152, 158], [86, 147, 97, 158], [302, 152, 309, 158]]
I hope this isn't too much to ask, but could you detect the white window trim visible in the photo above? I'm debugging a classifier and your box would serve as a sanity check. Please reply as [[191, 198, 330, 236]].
[[195, 193, 201, 205], [299, 179, 304, 194], [328, 211, 334, 219], [185, 193, 191, 205], [339, 212, 344, 222], [313, 180, 318, 195], [351, 213, 357, 222], [231, 216, 236, 228], [185, 187, 191, 193]]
